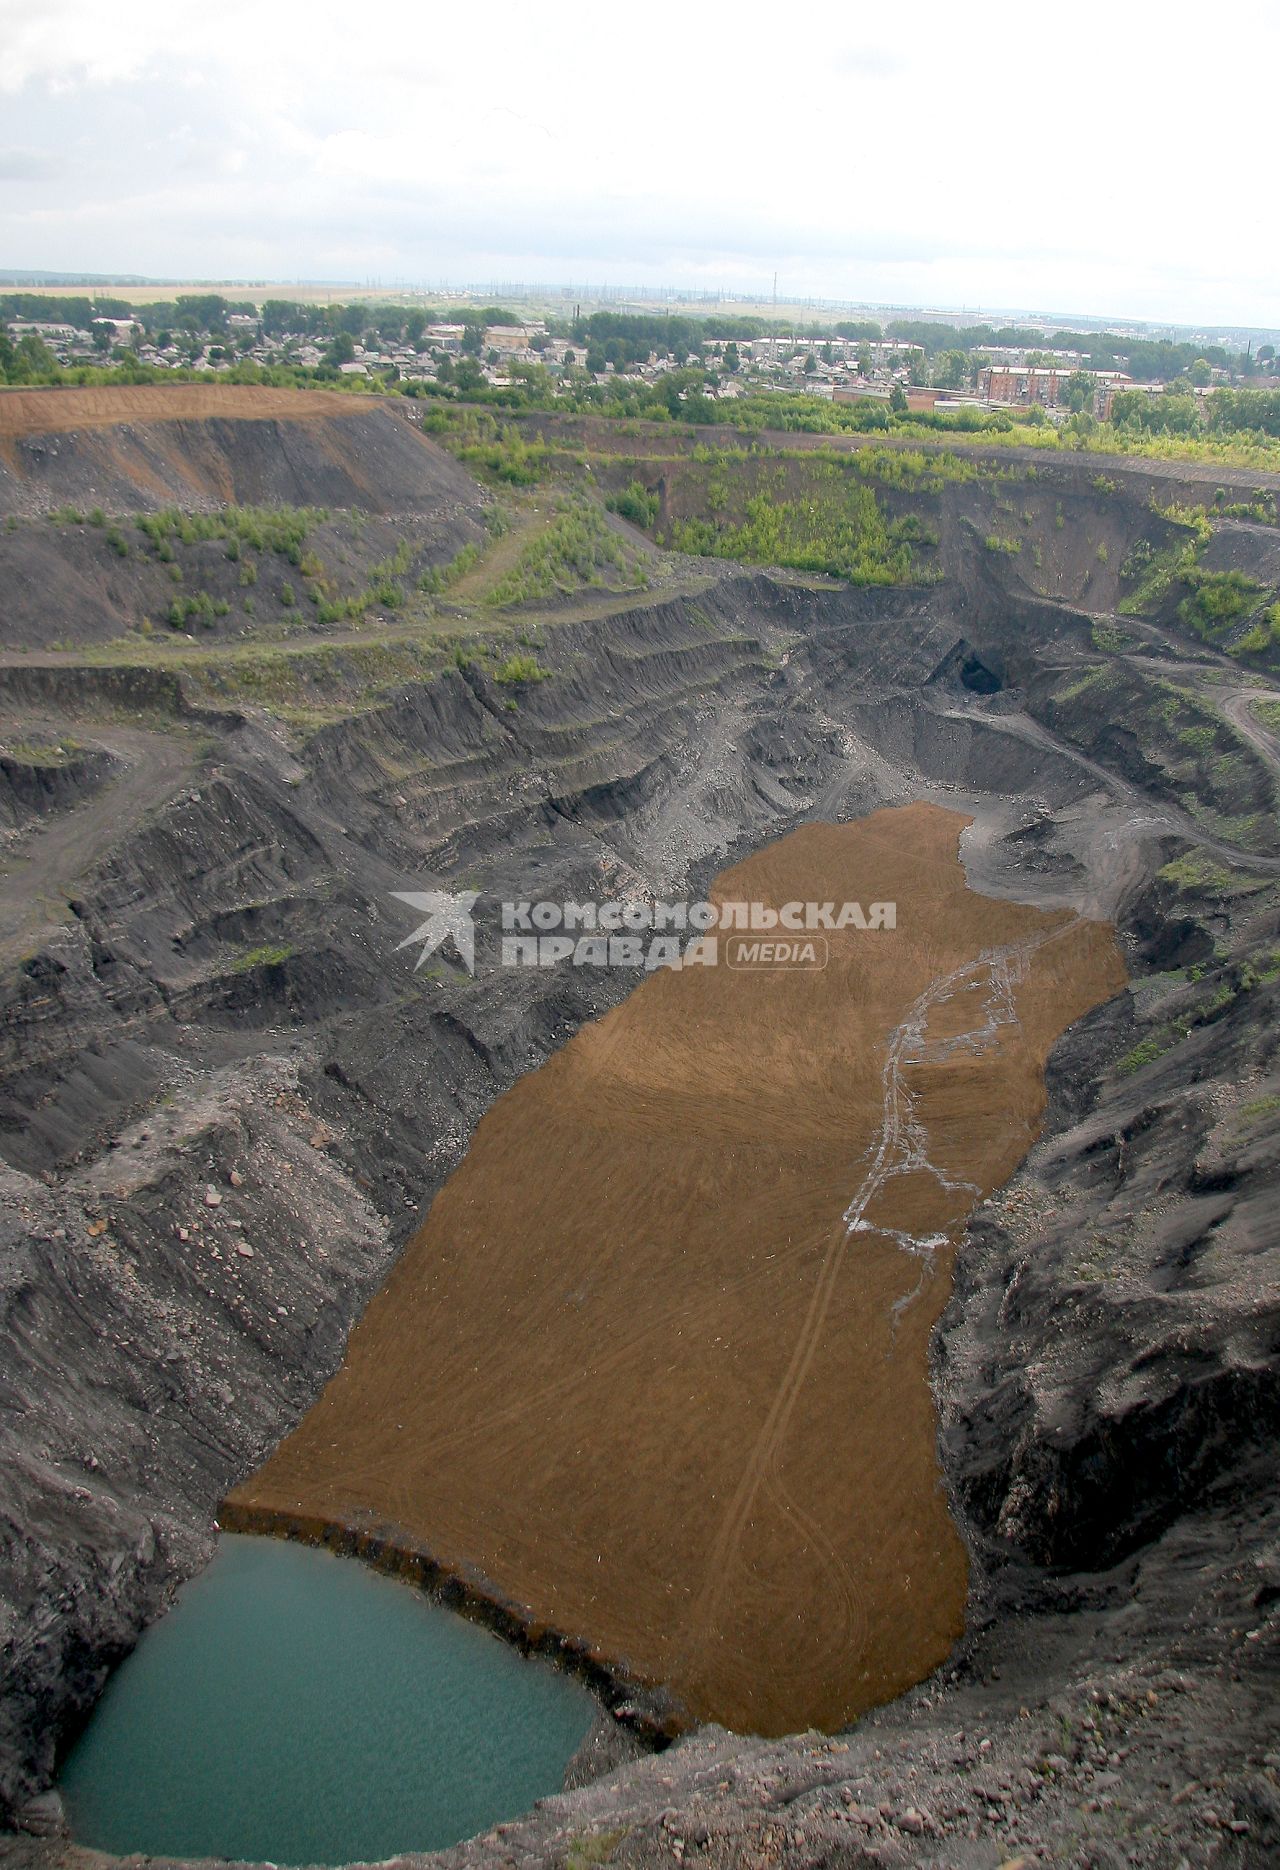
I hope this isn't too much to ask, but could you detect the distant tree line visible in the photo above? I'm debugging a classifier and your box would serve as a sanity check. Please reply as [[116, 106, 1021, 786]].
[[0, 290, 258, 335], [879, 318, 1233, 380], [258, 299, 522, 342], [0, 290, 527, 349], [1205, 389, 1280, 438]]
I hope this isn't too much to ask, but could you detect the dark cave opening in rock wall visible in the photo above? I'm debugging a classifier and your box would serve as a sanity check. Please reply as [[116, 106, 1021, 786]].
[[960, 654, 1003, 695]]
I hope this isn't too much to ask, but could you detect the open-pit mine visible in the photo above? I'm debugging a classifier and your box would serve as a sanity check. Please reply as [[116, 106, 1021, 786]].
[[1, 387, 1278, 1868]]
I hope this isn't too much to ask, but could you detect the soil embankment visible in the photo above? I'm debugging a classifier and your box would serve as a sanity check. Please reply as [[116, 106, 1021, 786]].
[[0, 387, 361, 437], [226, 803, 1124, 1735], [0, 387, 481, 519]]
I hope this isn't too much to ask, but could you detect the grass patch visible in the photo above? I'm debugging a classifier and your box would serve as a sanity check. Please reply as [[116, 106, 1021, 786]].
[[1152, 500, 1214, 546], [1178, 568, 1267, 644], [1233, 603, 1280, 658], [1117, 1034, 1175, 1075], [1091, 619, 1140, 652], [228, 942, 295, 973], [1, 737, 81, 766], [166, 590, 232, 630], [1117, 538, 1200, 616], [606, 480, 661, 528], [1157, 851, 1272, 897], [417, 540, 483, 595], [165, 635, 449, 712], [420, 407, 558, 484], [664, 456, 914, 584], [1217, 496, 1278, 523], [136, 504, 327, 560], [485, 496, 644, 606], [565, 1831, 628, 1869], [1056, 663, 1111, 703]]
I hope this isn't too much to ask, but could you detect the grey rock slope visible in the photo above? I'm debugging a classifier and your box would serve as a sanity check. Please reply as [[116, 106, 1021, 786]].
[[0, 399, 484, 522], [1, 445, 1279, 1867]]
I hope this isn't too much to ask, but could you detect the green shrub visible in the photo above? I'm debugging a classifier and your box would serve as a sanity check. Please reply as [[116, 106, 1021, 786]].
[[1178, 568, 1265, 642], [606, 481, 660, 529], [493, 653, 550, 684], [1117, 536, 1201, 615], [422, 408, 554, 484], [1118, 1034, 1171, 1075], [417, 540, 481, 592], [664, 459, 913, 585], [487, 498, 639, 604], [136, 503, 326, 556], [1232, 604, 1280, 655]]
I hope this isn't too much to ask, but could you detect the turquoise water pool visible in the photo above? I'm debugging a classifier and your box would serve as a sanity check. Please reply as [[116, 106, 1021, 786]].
[[59, 1534, 594, 1865]]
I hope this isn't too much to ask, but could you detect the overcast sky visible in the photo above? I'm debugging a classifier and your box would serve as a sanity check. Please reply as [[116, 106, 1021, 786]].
[[2, 0, 1276, 330]]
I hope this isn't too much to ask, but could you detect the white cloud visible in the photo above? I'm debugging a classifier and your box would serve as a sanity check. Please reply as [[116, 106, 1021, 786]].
[[831, 48, 907, 79], [0, 0, 1275, 327], [0, 146, 63, 180]]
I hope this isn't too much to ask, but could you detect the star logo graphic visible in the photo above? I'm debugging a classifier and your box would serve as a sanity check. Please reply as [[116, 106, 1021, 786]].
[[391, 890, 479, 974]]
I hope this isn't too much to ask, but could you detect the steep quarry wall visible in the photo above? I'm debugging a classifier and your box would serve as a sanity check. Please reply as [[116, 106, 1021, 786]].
[[0, 388, 483, 520]]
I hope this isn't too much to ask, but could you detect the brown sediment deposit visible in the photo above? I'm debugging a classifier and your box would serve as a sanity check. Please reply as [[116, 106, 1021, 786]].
[[225, 802, 1126, 1736]]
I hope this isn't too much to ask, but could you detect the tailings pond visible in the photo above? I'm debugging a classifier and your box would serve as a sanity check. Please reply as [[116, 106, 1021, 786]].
[[227, 803, 1126, 1735]]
